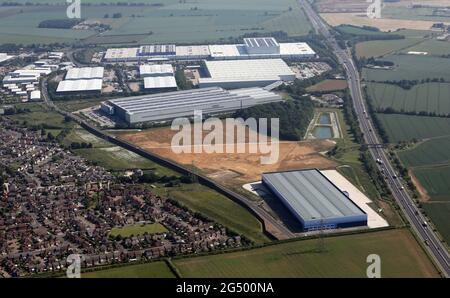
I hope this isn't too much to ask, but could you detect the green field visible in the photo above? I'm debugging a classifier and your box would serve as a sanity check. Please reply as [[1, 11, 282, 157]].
[[0, 0, 311, 45], [155, 184, 269, 244], [354, 28, 440, 59], [336, 25, 392, 36], [55, 99, 106, 112], [7, 103, 73, 129], [356, 38, 426, 59], [401, 39, 450, 57], [81, 229, 438, 278], [399, 136, 450, 168], [82, 261, 175, 278], [367, 82, 450, 116], [376, 113, 450, 143], [363, 55, 450, 82], [413, 166, 450, 203], [109, 223, 168, 238], [74, 146, 176, 174], [423, 203, 450, 244], [377, 113, 450, 236], [173, 229, 438, 278], [62, 128, 112, 148]]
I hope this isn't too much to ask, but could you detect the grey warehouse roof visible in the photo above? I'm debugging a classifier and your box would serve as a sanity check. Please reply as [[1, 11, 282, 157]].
[[108, 87, 281, 116], [262, 169, 366, 221]]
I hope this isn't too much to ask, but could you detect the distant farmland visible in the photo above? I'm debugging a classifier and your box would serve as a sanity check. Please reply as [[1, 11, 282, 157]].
[[376, 113, 450, 241], [401, 39, 450, 57], [399, 136, 450, 169], [367, 82, 450, 116], [0, 0, 312, 45], [356, 38, 424, 59], [376, 113, 450, 143], [363, 55, 450, 82], [173, 229, 438, 278], [414, 166, 450, 202], [423, 203, 450, 244]]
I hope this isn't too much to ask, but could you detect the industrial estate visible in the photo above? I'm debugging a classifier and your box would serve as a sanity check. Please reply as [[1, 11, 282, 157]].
[[0, 0, 449, 281]]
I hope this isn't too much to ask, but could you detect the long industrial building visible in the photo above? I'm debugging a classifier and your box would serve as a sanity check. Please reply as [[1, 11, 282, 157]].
[[199, 59, 296, 89], [102, 87, 282, 124], [139, 64, 174, 77], [103, 37, 316, 62], [262, 169, 368, 231], [56, 79, 103, 93], [65, 67, 104, 80]]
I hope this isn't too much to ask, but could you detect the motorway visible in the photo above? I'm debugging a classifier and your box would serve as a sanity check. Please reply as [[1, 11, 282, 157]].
[[299, 0, 450, 277]]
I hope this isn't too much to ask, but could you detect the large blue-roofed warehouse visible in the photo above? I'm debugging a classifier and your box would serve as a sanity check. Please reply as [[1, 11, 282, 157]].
[[262, 169, 368, 231]]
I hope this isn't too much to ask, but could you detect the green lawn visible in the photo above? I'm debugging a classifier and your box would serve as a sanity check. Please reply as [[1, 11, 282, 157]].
[[173, 229, 438, 278], [82, 261, 175, 278], [109, 223, 168, 238], [160, 184, 270, 244]]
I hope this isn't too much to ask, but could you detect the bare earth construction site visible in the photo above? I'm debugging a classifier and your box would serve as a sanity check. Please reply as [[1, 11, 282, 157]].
[[116, 125, 337, 187]]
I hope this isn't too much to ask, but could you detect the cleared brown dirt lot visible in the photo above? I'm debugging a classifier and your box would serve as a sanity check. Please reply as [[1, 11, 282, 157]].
[[307, 79, 348, 92], [117, 125, 337, 185]]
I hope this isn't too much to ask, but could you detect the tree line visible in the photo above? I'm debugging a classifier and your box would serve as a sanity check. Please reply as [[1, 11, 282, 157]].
[[233, 96, 314, 141]]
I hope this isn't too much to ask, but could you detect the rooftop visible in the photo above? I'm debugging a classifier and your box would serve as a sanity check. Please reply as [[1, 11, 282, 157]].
[[139, 64, 174, 76], [143, 76, 177, 89], [262, 169, 366, 221], [244, 37, 279, 48], [57, 79, 103, 92], [176, 45, 211, 57], [201, 58, 295, 82], [109, 87, 281, 115], [65, 67, 104, 80], [104, 48, 139, 60]]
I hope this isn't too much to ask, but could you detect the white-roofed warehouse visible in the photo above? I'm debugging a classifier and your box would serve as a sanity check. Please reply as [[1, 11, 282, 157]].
[[57, 79, 103, 93], [199, 59, 296, 89], [65, 67, 104, 80], [140, 64, 174, 77], [262, 169, 368, 231], [144, 76, 177, 91], [104, 87, 282, 124]]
